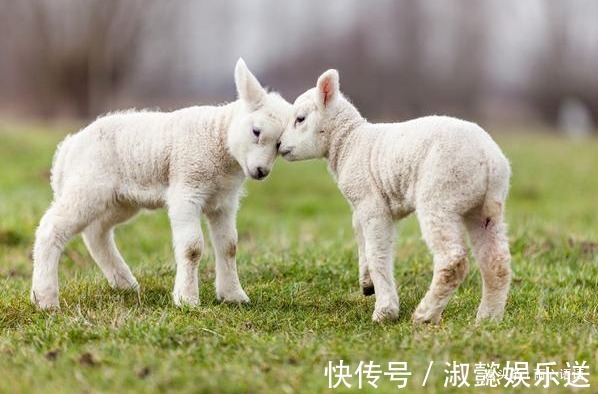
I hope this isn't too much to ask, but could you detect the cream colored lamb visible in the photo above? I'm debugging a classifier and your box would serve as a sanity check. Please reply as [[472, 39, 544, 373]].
[[279, 70, 512, 324], [31, 59, 292, 309]]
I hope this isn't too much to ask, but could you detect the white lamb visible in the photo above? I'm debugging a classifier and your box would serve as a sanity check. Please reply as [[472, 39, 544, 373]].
[[278, 70, 512, 324], [31, 59, 292, 309]]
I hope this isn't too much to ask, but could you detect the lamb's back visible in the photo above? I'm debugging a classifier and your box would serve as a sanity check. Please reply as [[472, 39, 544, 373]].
[[340, 116, 507, 216]]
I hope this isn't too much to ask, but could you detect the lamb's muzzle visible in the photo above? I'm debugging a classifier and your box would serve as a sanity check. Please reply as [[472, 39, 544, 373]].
[[252, 166, 270, 180]]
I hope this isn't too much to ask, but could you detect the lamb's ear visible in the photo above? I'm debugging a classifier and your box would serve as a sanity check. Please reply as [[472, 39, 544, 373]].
[[235, 58, 266, 110], [316, 69, 340, 109]]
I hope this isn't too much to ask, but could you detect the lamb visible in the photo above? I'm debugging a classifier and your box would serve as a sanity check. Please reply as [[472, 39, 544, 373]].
[[31, 58, 292, 309], [278, 69, 512, 324]]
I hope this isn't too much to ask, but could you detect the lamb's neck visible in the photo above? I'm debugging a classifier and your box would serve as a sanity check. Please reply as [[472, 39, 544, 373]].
[[326, 108, 366, 177], [215, 101, 244, 175], [217, 99, 238, 133]]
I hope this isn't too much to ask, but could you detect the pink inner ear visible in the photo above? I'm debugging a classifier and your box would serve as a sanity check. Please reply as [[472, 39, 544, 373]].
[[322, 78, 332, 106]]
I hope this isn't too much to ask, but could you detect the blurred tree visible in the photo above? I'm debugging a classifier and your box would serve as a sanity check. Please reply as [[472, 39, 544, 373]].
[[4, 0, 156, 118], [0, 0, 596, 126], [267, 0, 488, 121], [529, 0, 598, 127]]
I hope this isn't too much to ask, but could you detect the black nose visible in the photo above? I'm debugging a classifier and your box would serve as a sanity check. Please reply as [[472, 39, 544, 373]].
[[256, 167, 269, 179]]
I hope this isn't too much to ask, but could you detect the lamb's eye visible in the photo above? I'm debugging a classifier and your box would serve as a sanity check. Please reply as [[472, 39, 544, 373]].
[[252, 127, 261, 138], [295, 116, 305, 125]]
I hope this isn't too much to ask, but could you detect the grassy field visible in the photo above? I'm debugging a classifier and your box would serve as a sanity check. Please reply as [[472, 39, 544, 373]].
[[0, 123, 596, 393]]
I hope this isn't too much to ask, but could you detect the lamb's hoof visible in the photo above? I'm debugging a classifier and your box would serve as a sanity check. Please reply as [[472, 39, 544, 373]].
[[372, 306, 399, 323], [412, 306, 441, 325], [31, 290, 60, 310], [361, 285, 375, 296], [109, 275, 139, 291], [217, 288, 250, 303], [173, 292, 199, 307], [475, 307, 504, 324]]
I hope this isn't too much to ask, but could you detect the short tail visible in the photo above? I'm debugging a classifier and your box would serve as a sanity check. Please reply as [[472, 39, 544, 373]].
[[50, 133, 74, 197], [481, 152, 511, 228]]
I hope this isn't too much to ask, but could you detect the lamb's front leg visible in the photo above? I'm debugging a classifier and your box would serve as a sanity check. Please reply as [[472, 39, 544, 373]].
[[206, 206, 249, 303], [353, 212, 374, 296], [355, 208, 399, 322], [168, 198, 204, 306]]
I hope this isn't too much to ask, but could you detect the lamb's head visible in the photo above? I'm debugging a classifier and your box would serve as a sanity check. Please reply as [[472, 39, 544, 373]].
[[279, 69, 342, 161], [228, 58, 292, 180]]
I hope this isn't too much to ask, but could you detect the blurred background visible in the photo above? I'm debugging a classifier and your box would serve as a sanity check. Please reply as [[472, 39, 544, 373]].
[[0, 0, 597, 135], [1, 3, 598, 391]]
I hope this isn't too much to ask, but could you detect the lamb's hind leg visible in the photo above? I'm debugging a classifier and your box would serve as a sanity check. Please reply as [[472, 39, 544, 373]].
[[413, 211, 469, 324], [32, 201, 97, 309], [82, 206, 139, 290], [466, 211, 511, 323]]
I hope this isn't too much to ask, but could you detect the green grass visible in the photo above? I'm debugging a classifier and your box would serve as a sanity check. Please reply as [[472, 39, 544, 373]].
[[0, 123, 596, 393]]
